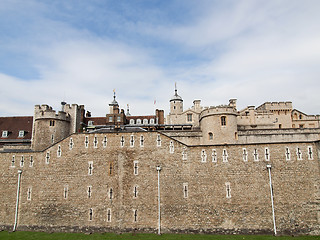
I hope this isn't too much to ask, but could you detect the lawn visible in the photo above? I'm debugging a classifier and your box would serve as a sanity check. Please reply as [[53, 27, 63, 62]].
[[0, 231, 319, 240]]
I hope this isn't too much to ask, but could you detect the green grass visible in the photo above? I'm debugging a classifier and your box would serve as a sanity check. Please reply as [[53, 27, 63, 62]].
[[0, 231, 319, 240]]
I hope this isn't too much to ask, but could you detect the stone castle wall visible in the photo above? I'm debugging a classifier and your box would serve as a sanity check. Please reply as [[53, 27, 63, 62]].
[[0, 131, 319, 235]]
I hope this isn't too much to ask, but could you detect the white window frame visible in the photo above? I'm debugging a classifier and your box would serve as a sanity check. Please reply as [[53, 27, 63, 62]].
[[285, 147, 291, 161], [150, 119, 155, 124], [212, 149, 217, 162], [130, 135, 135, 147], [133, 185, 138, 198], [45, 152, 50, 164], [69, 138, 74, 150], [296, 147, 303, 160], [201, 149, 207, 163], [93, 136, 98, 148], [129, 119, 135, 125], [169, 141, 174, 154], [242, 148, 248, 162], [88, 120, 93, 126], [140, 135, 144, 147], [136, 119, 141, 124], [133, 161, 139, 175], [2, 130, 8, 138], [18, 130, 24, 138], [103, 136, 108, 148], [109, 187, 113, 200], [265, 147, 270, 161], [20, 156, 24, 167], [120, 136, 125, 147], [225, 182, 231, 199], [87, 186, 92, 198], [107, 208, 112, 222], [222, 149, 228, 162], [29, 156, 34, 167], [57, 145, 62, 157], [11, 155, 15, 167], [253, 149, 259, 161], [27, 187, 32, 201], [88, 161, 93, 176], [85, 136, 89, 148], [89, 208, 93, 221], [156, 134, 161, 147]]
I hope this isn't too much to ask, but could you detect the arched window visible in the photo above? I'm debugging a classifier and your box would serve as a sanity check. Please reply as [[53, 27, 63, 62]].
[[208, 132, 213, 140], [150, 119, 155, 124], [136, 119, 141, 124], [130, 119, 135, 125], [143, 119, 148, 124], [221, 116, 226, 126]]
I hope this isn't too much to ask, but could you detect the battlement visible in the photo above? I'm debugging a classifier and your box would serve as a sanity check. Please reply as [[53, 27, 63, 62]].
[[200, 105, 237, 119], [256, 101, 292, 111], [34, 104, 70, 122]]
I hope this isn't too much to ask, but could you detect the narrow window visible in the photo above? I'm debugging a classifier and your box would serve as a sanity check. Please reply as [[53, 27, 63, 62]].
[[150, 119, 155, 124], [93, 136, 98, 148], [137, 119, 141, 124], [109, 162, 113, 176], [64, 186, 68, 199], [88, 120, 93, 126], [235, 132, 238, 140], [183, 183, 188, 198], [57, 145, 62, 157], [133, 161, 139, 175], [212, 149, 217, 162], [29, 156, 34, 167], [103, 136, 107, 148], [201, 149, 207, 163], [51, 134, 54, 144], [222, 149, 228, 162], [69, 138, 74, 150], [89, 208, 93, 221], [2, 130, 8, 138], [109, 116, 113, 122], [27, 187, 32, 201], [85, 136, 89, 148], [156, 134, 161, 147], [11, 156, 15, 167], [187, 114, 192, 122], [182, 147, 187, 160], [88, 161, 93, 175], [120, 136, 125, 147], [143, 119, 148, 124], [307, 146, 313, 160], [50, 120, 55, 126], [130, 135, 135, 147], [133, 185, 138, 198], [20, 156, 24, 167], [107, 208, 112, 222], [45, 152, 50, 164], [129, 119, 135, 125], [140, 135, 144, 147], [109, 188, 113, 200], [285, 147, 290, 161], [133, 209, 138, 222], [253, 149, 259, 161], [226, 182, 231, 198], [18, 130, 24, 138], [265, 148, 270, 161], [242, 148, 248, 162], [221, 116, 226, 126], [87, 186, 92, 198], [117, 116, 121, 122], [208, 132, 213, 140], [296, 147, 302, 160], [169, 141, 174, 153]]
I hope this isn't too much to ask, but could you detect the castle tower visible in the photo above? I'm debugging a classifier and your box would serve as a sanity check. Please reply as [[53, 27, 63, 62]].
[[31, 102, 84, 151], [199, 103, 238, 145], [170, 83, 183, 115], [109, 90, 119, 114]]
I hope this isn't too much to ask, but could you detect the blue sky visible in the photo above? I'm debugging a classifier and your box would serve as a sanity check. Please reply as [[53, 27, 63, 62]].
[[0, 0, 320, 116]]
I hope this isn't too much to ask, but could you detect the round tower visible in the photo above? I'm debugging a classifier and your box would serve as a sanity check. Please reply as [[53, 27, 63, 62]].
[[199, 105, 238, 145], [109, 90, 119, 114], [170, 84, 183, 114]]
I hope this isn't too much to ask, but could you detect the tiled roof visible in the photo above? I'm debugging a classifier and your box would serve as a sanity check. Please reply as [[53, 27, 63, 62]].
[[0, 116, 33, 141]]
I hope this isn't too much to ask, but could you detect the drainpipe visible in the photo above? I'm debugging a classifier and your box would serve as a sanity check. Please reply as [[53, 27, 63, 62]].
[[266, 164, 277, 235], [156, 166, 162, 235], [13, 170, 22, 232]]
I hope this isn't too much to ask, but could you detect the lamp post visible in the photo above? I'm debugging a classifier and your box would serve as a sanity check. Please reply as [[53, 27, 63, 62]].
[[13, 170, 22, 232], [266, 164, 277, 236], [156, 166, 161, 235]]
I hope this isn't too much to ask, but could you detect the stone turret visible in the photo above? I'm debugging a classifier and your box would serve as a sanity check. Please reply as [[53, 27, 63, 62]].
[[31, 103, 84, 151], [169, 84, 183, 115], [200, 104, 238, 145]]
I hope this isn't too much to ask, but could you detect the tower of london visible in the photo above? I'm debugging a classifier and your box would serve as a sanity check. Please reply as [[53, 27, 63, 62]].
[[0, 87, 319, 235]]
